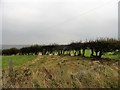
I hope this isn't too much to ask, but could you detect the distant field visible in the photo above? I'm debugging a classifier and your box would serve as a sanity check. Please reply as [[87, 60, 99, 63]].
[[84, 49, 120, 60], [102, 52, 120, 60], [2, 55, 37, 68]]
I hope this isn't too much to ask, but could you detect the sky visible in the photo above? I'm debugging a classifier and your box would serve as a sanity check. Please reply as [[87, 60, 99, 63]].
[[1, 0, 119, 45]]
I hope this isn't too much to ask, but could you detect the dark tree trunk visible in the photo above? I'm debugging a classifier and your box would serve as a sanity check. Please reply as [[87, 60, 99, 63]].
[[74, 51, 77, 56], [82, 49, 85, 57], [61, 50, 64, 55], [95, 51, 98, 57], [60, 50, 62, 55], [58, 51, 61, 55], [68, 51, 71, 56], [90, 48, 94, 57], [78, 50, 81, 56], [35, 52, 38, 55], [99, 50, 102, 58], [63, 51, 65, 55]]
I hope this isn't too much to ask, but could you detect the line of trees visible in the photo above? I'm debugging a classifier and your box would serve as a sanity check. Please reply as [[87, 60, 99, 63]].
[[2, 38, 120, 58]]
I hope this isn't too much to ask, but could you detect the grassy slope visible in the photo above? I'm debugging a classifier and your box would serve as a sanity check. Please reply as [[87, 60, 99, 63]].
[[2, 55, 37, 68], [2, 55, 119, 88]]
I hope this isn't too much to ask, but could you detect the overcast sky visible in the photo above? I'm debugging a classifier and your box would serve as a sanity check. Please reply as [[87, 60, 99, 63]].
[[2, 0, 119, 45]]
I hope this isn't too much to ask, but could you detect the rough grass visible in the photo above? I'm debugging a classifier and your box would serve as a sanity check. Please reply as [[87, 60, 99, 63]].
[[2, 55, 37, 69], [2, 55, 119, 88]]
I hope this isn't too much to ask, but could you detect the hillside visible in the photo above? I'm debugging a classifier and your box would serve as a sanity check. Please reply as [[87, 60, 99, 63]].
[[2, 55, 119, 88]]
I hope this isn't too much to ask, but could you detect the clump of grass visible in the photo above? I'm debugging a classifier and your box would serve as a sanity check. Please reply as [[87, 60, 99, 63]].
[[32, 79, 40, 88], [23, 68, 31, 76]]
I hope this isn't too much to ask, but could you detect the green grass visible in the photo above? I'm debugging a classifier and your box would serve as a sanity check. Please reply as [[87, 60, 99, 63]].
[[84, 49, 91, 57], [102, 53, 119, 60], [84, 49, 120, 60], [2, 55, 37, 69]]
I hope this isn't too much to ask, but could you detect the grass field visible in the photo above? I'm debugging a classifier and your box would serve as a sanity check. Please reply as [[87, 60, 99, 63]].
[[102, 52, 120, 60], [2, 55, 119, 88], [1, 49, 120, 69], [2, 55, 37, 68], [84, 49, 120, 60]]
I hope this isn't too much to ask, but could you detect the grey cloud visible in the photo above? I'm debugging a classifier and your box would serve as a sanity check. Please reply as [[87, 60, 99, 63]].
[[2, 0, 119, 45]]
